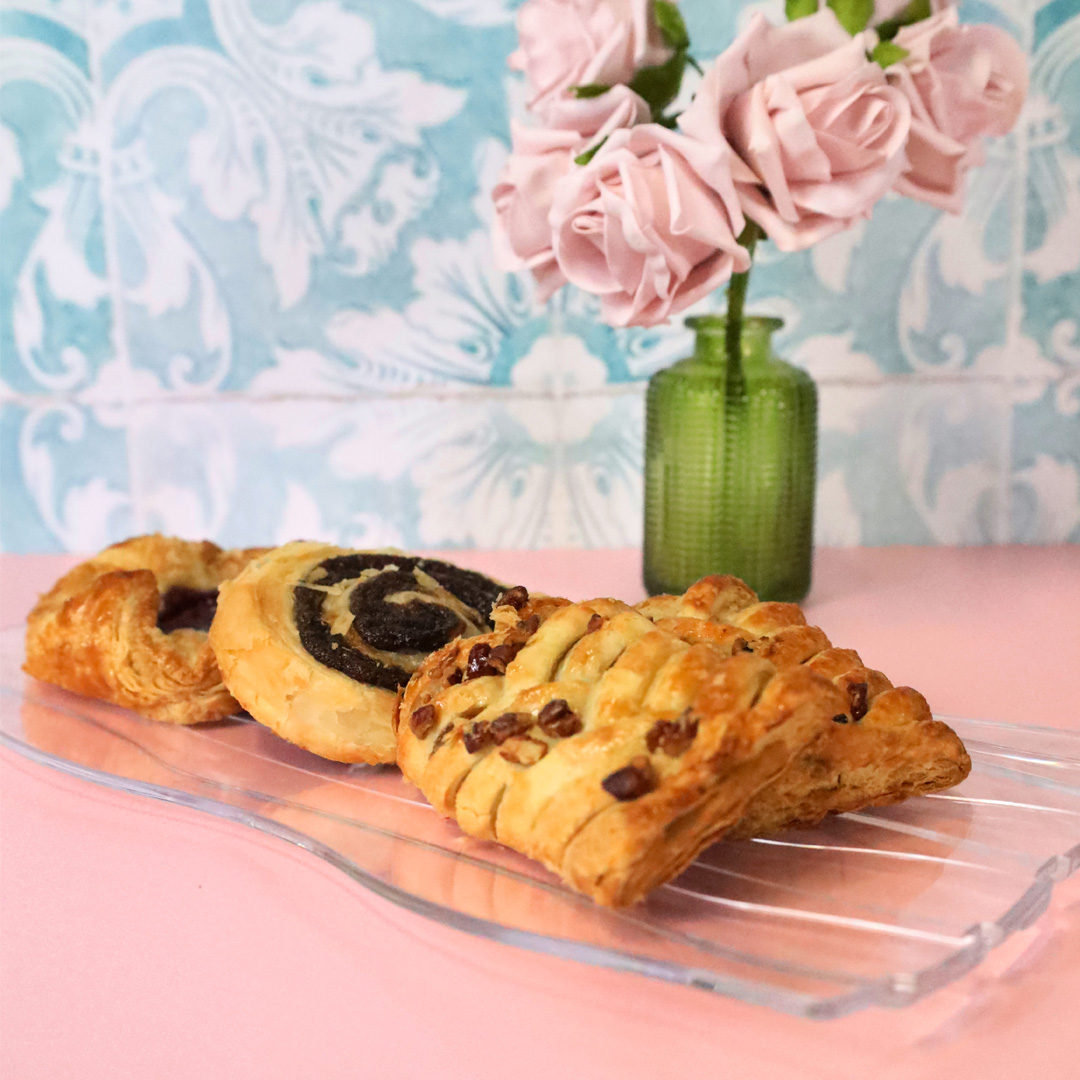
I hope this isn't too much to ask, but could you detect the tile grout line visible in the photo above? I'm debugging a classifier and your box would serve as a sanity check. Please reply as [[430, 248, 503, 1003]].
[[0, 374, 1066, 412], [999, 9, 1035, 545], [86, 10, 146, 537]]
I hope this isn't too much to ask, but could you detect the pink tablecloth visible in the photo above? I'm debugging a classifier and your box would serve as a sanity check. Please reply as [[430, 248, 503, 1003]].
[[3, 546, 1079, 1079]]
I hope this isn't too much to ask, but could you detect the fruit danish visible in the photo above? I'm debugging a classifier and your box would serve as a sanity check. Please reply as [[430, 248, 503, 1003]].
[[209, 542, 507, 764], [24, 534, 267, 724], [397, 586, 851, 907], [636, 575, 971, 838]]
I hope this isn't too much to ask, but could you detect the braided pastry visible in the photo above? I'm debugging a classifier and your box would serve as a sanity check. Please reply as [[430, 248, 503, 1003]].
[[636, 576, 971, 838], [397, 587, 850, 907], [209, 542, 507, 763], [24, 535, 267, 724]]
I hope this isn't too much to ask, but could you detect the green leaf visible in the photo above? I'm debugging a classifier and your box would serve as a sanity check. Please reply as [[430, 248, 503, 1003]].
[[827, 0, 873, 34], [785, 0, 819, 21], [875, 0, 931, 40], [871, 40, 909, 67], [629, 49, 687, 119], [571, 83, 612, 99], [574, 137, 607, 166], [653, 1, 690, 51]]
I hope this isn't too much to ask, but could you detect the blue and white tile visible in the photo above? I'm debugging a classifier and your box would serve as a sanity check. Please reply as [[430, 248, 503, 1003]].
[[0, 398, 134, 552], [123, 383, 644, 550]]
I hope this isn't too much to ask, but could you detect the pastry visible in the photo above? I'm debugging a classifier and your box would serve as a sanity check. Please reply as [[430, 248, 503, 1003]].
[[397, 586, 849, 907], [636, 575, 971, 837], [24, 534, 267, 724], [209, 542, 509, 764]]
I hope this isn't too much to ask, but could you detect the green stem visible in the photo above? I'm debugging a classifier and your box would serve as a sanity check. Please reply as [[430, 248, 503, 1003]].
[[725, 221, 761, 378]]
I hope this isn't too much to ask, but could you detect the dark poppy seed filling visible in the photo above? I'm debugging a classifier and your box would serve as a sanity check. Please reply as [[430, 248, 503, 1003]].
[[157, 586, 219, 633], [294, 554, 504, 693], [350, 570, 465, 652]]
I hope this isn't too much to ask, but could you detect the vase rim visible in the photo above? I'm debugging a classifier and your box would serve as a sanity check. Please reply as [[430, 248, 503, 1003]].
[[685, 314, 784, 332]]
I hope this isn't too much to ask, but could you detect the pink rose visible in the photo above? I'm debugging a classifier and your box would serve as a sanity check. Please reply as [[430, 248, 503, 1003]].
[[510, 0, 673, 112], [549, 125, 750, 327], [492, 87, 650, 300], [888, 9, 1028, 211], [679, 11, 912, 251], [493, 124, 578, 301], [543, 83, 651, 145]]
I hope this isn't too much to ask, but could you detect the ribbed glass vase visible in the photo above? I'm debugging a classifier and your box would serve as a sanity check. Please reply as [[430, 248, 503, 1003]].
[[643, 315, 817, 602]]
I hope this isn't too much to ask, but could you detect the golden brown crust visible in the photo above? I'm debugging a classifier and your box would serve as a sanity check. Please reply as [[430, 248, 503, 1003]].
[[397, 590, 847, 907], [209, 542, 508, 764], [635, 575, 971, 838], [24, 535, 267, 724], [210, 542, 398, 764]]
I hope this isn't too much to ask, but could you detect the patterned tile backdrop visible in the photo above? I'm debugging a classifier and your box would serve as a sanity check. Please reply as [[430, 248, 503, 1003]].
[[1, 0, 1078, 554]]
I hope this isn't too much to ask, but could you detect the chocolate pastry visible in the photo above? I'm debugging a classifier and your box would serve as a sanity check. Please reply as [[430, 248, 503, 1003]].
[[209, 542, 507, 764], [24, 535, 268, 724], [397, 579, 969, 908], [636, 575, 971, 838]]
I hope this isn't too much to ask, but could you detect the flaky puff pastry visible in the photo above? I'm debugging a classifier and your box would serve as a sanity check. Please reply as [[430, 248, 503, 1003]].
[[209, 543, 506, 764], [397, 589, 848, 908], [636, 575, 971, 838], [24, 535, 267, 724]]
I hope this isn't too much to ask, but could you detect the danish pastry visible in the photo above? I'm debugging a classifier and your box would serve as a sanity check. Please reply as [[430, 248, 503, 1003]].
[[636, 575, 971, 838], [24, 534, 267, 724], [397, 587, 850, 907], [209, 542, 508, 764]]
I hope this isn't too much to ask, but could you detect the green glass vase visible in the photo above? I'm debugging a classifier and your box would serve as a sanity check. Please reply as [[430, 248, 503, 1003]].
[[643, 315, 817, 602]]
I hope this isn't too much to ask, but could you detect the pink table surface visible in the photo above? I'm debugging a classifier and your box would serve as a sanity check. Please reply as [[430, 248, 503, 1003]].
[[3, 546, 1080, 1080]]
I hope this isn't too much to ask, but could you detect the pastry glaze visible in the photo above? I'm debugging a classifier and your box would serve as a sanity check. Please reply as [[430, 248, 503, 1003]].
[[24, 535, 267, 724], [637, 576, 972, 838], [398, 577, 970, 908], [397, 589, 849, 907], [209, 542, 505, 764]]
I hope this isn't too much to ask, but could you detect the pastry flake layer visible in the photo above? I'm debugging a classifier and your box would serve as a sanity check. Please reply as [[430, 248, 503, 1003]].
[[636, 575, 972, 838], [397, 577, 970, 908], [397, 588, 852, 907], [24, 534, 268, 725]]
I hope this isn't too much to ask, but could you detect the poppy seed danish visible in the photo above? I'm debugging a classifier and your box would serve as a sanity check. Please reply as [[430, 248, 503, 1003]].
[[209, 542, 508, 763]]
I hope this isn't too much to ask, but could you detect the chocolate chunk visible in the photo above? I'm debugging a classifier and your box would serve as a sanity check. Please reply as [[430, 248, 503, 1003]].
[[157, 586, 219, 634], [517, 615, 540, 635], [645, 715, 698, 756], [463, 722, 493, 754], [488, 713, 532, 745], [731, 637, 748, 654], [499, 736, 547, 766], [466, 642, 494, 680], [586, 613, 603, 634], [537, 699, 582, 739], [602, 757, 656, 801], [498, 586, 529, 610], [446, 669, 463, 686], [832, 714, 849, 724], [849, 682, 869, 722], [410, 704, 438, 738]]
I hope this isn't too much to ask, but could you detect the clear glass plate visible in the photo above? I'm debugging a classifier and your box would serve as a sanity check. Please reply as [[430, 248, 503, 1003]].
[[3, 625, 1078, 1019]]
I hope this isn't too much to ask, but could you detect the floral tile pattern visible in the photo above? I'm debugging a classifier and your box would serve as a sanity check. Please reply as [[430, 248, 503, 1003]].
[[1, 0, 1077, 553]]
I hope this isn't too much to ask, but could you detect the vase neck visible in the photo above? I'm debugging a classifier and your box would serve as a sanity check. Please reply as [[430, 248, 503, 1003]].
[[687, 315, 782, 365]]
